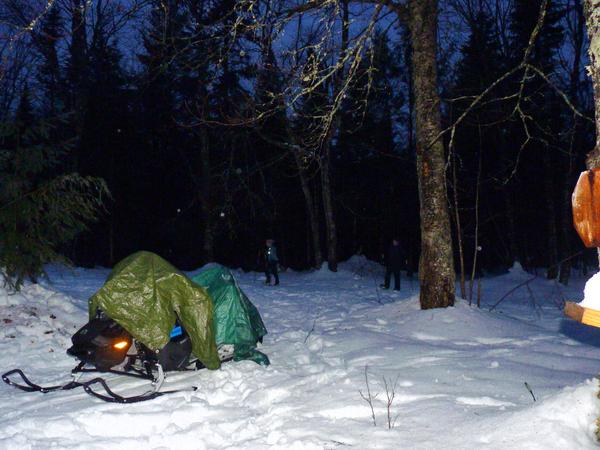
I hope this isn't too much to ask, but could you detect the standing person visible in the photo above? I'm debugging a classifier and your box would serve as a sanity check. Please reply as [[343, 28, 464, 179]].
[[264, 239, 279, 285], [382, 238, 403, 291]]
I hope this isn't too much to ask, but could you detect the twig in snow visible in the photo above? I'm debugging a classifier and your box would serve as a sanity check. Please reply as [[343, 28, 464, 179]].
[[359, 366, 378, 426], [525, 282, 542, 318], [382, 375, 400, 429], [328, 440, 352, 447], [524, 381, 536, 402], [304, 318, 316, 344], [489, 276, 538, 312]]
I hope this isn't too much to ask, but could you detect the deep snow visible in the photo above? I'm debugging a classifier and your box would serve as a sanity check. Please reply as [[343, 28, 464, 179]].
[[1, 257, 600, 449], [581, 272, 600, 310]]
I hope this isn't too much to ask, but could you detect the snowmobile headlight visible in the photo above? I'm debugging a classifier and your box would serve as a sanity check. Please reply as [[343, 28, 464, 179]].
[[113, 340, 129, 350]]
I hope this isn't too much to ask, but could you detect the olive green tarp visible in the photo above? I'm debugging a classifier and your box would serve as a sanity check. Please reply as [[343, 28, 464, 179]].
[[88, 251, 221, 370], [191, 265, 269, 366]]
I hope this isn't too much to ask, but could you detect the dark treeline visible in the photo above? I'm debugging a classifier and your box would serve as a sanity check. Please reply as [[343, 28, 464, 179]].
[[0, 0, 595, 284]]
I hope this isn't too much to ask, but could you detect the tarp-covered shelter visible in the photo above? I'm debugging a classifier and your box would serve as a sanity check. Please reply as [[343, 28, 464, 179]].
[[192, 265, 269, 365], [88, 251, 221, 369]]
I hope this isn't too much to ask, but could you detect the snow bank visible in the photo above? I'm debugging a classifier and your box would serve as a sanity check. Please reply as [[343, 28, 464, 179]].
[[0, 282, 85, 377], [338, 254, 382, 274], [466, 380, 600, 449], [1, 264, 599, 449], [580, 272, 600, 311]]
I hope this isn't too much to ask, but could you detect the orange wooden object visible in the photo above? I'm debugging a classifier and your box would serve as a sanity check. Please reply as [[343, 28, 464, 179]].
[[572, 168, 600, 247], [565, 301, 600, 328]]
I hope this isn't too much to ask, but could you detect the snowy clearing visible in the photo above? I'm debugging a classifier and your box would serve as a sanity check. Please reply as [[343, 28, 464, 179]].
[[1, 257, 600, 449]]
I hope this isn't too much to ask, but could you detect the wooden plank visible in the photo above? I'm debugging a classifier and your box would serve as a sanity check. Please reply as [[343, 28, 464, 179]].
[[582, 308, 600, 328], [565, 301, 600, 328]]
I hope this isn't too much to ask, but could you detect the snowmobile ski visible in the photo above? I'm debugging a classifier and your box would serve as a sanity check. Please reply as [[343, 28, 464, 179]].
[[1, 315, 232, 403], [2, 362, 198, 404]]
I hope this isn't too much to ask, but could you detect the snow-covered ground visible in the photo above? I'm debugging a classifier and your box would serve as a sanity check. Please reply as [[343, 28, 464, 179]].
[[1, 257, 600, 449]]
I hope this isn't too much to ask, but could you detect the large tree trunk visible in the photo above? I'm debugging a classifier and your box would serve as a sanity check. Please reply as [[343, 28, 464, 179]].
[[321, 140, 338, 271], [316, 0, 348, 273], [408, 0, 455, 309]]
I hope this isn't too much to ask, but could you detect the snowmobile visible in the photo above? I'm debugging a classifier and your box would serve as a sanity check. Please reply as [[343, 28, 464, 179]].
[[3, 253, 268, 403], [2, 311, 234, 404]]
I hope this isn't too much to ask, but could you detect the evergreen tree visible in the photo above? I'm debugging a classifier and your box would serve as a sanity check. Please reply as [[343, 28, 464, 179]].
[[454, 11, 504, 95], [77, 14, 129, 265], [509, 0, 565, 275], [336, 31, 410, 258], [176, 0, 219, 264], [0, 91, 109, 289], [510, 0, 563, 69], [66, 0, 89, 116], [35, 3, 64, 116], [451, 8, 509, 267], [135, 0, 193, 264], [449, 7, 515, 297]]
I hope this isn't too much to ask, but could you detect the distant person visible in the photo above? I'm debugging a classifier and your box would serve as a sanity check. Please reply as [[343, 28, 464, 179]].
[[264, 239, 279, 285], [382, 238, 403, 291]]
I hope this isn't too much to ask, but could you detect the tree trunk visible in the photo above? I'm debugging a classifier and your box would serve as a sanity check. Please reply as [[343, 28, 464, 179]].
[[293, 151, 323, 268], [408, 0, 455, 309], [200, 130, 214, 262], [316, 0, 348, 273], [321, 140, 338, 271], [503, 187, 519, 265], [583, 1, 600, 269], [68, 0, 88, 263], [452, 149, 466, 299], [542, 146, 559, 279], [560, 1, 585, 284], [69, 0, 88, 150], [584, 1, 600, 169], [469, 145, 482, 304]]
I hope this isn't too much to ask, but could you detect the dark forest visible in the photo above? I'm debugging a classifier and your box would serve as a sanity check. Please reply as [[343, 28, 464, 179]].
[[0, 0, 597, 295]]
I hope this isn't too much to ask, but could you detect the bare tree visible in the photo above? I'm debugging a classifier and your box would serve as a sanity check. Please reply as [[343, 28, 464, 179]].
[[408, 0, 455, 308], [265, 0, 454, 307]]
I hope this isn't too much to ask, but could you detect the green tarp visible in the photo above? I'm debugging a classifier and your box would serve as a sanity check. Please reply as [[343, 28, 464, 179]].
[[88, 252, 269, 370], [192, 265, 270, 366], [88, 251, 221, 370]]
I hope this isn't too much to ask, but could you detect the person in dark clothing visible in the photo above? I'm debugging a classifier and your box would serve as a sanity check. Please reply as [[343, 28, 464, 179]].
[[382, 238, 403, 290], [264, 239, 279, 285]]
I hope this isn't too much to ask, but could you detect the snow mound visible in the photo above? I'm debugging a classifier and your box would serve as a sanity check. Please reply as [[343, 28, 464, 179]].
[[507, 261, 532, 280], [0, 282, 86, 378], [337, 254, 382, 277], [580, 272, 600, 311], [509, 261, 525, 273], [469, 380, 600, 449]]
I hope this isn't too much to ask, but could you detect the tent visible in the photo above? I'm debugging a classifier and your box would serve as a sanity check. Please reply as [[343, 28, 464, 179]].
[[88, 251, 221, 370], [192, 265, 269, 366]]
